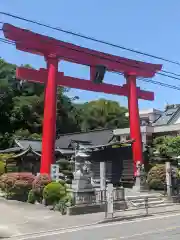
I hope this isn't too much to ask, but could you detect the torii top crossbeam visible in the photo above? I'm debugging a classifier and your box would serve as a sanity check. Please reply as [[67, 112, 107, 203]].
[[3, 23, 161, 78], [2, 23, 162, 176]]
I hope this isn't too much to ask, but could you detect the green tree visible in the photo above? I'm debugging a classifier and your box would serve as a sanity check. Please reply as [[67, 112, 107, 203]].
[[77, 99, 129, 131], [0, 58, 81, 146], [56, 88, 81, 135], [152, 136, 180, 158], [0, 59, 16, 148]]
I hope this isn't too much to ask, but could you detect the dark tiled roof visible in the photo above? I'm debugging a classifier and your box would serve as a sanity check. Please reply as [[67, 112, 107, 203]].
[[16, 140, 42, 152], [153, 105, 180, 126], [168, 107, 180, 124], [55, 129, 113, 148], [14, 129, 113, 151], [0, 147, 22, 153]]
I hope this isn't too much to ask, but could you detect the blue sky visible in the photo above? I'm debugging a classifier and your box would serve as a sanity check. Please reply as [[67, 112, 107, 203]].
[[1, 0, 180, 110]]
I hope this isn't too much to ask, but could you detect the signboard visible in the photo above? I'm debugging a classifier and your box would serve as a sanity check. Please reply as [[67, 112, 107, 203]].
[[51, 164, 60, 182]]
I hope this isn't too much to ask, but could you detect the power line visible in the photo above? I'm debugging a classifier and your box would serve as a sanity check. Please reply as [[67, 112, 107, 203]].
[[0, 37, 15, 45], [161, 70, 180, 77], [158, 72, 180, 81], [139, 78, 180, 91], [116, 71, 180, 91], [1, 12, 180, 67]]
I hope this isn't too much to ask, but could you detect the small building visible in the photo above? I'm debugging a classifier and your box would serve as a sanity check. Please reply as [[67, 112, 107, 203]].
[[0, 129, 134, 187], [0, 129, 114, 175], [114, 104, 180, 146]]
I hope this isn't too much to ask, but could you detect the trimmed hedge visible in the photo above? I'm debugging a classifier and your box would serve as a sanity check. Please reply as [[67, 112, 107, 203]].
[[147, 164, 166, 190], [0, 172, 35, 200], [31, 174, 51, 203], [43, 181, 67, 205], [32, 174, 51, 193], [147, 164, 179, 190]]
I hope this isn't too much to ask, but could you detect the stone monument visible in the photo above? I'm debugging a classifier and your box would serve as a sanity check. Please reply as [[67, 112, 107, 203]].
[[71, 148, 95, 205]]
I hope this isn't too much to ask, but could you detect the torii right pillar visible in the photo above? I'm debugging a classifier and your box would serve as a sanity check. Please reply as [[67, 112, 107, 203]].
[[126, 74, 144, 178]]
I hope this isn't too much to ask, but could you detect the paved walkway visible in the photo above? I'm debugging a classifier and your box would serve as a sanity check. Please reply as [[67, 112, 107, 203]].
[[1, 196, 180, 237], [0, 198, 104, 235]]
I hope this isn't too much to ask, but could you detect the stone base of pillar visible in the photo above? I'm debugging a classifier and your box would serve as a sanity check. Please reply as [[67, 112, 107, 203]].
[[133, 176, 148, 192], [133, 162, 148, 192]]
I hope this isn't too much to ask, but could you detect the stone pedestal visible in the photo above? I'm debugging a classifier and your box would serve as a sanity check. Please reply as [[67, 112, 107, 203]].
[[134, 161, 148, 192], [70, 177, 96, 215], [72, 189, 95, 205], [72, 176, 95, 205], [70, 151, 96, 210]]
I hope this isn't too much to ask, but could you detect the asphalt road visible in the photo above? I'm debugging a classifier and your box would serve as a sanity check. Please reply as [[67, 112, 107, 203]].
[[15, 212, 180, 240]]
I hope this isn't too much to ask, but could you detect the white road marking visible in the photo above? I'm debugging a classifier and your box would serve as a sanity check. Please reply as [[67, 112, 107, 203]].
[[114, 225, 180, 239], [16, 212, 180, 240]]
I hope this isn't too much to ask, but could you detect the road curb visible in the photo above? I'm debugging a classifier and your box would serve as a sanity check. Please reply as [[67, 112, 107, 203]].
[[11, 220, 101, 238]]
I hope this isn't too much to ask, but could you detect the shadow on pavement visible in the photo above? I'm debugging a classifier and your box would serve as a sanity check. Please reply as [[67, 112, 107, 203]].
[[98, 213, 153, 224]]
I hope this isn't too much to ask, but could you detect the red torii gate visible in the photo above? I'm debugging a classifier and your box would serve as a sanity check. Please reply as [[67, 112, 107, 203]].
[[2, 23, 162, 175]]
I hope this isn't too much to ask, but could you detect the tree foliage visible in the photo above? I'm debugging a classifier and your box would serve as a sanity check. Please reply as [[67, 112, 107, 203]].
[[0, 58, 129, 149], [76, 99, 128, 131], [152, 136, 180, 158]]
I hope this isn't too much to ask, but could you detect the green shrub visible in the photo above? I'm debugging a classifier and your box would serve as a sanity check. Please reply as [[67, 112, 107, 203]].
[[147, 164, 166, 190], [147, 164, 179, 190], [0, 172, 35, 200], [148, 179, 165, 190], [62, 191, 74, 206], [0, 161, 5, 176], [27, 189, 36, 204], [54, 191, 74, 214], [58, 179, 66, 186], [43, 182, 67, 205], [55, 199, 67, 215]]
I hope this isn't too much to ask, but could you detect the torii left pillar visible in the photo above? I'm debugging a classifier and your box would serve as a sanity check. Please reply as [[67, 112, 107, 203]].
[[40, 55, 58, 174]]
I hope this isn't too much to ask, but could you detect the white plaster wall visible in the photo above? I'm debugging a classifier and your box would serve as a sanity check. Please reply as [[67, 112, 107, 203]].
[[175, 116, 180, 124]]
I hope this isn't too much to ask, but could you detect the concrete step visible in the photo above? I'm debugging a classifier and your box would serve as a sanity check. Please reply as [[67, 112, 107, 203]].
[[126, 194, 163, 201], [127, 201, 175, 210], [126, 194, 168, 208], [131, 199, 165, 205], [129, 197, 165, 204], [127, 199, 170, 208]]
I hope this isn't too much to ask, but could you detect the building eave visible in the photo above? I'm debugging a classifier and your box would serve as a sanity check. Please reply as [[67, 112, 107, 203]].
[[114, 126, 154, 135], [114, 123, 180, 136]]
